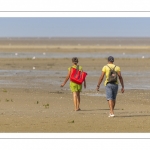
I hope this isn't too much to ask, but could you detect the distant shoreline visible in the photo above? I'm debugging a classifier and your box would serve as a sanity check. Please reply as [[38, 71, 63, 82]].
[[0, 37, 150, 46], [0, 37, 150, 39]]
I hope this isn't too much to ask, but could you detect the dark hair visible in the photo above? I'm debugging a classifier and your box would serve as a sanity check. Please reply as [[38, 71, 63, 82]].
[[72, 57, 78, 64], [108, 56, 114, 62]]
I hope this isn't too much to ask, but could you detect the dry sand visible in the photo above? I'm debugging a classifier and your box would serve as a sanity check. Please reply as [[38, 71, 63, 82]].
[[0, 38, 150, 133]]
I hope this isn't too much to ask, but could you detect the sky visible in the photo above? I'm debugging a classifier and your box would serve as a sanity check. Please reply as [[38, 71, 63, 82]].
[[0, 18, 150, 37]]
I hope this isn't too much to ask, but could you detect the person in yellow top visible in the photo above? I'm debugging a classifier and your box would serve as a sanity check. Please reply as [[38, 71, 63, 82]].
[[61, 57, 86, 111], [96, 56, 124, 117]]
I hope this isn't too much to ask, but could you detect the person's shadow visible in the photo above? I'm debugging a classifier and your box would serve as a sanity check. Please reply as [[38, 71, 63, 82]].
[[79, 108, 120, 111], [115, 114, 150, 118]]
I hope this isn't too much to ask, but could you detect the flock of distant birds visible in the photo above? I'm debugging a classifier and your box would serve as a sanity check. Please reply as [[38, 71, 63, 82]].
[[15, 52, 46, 70], [122, 52, 144, 58], [14, 51, 145, 70]]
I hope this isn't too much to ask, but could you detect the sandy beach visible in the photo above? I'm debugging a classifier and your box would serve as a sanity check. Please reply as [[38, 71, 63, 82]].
[[1, 38, 150, 132]]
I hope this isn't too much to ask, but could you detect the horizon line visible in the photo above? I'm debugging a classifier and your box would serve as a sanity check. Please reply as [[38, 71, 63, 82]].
[[0, 36, 150, 38]]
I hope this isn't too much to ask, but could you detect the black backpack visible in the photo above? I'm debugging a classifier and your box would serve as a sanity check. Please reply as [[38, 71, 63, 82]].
[[107, 65, 118, 83]]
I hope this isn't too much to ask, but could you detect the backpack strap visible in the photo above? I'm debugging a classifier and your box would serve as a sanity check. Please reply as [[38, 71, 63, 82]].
[[113, 65, 116, 71], [107, 65, 116, 71], [107, 65, 112, 71]]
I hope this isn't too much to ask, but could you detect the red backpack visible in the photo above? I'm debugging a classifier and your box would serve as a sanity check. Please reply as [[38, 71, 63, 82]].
[[70, 65, 87, 84]]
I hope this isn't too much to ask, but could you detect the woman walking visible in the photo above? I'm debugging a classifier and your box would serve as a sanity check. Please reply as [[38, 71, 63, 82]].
[[61, 57, 86, 111]]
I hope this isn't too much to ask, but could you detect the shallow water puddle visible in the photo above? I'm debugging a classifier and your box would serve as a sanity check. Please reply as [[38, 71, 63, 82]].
[[1, 69, 150, 90], [82, 93, 106, 97], [0, 52, 150, 59]]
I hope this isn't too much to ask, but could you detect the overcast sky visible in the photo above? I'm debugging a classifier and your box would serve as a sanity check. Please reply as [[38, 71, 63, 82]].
[[0, 18, 150, 37]]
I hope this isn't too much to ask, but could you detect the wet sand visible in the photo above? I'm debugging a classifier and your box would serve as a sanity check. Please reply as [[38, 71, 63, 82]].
[[0, 38, 150, 132]]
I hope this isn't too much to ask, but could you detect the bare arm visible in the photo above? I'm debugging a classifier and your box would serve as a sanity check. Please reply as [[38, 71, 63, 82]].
[[96, 71, 105, 91], [60, 70, 70, 87], [117, 71, 124, 93]]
